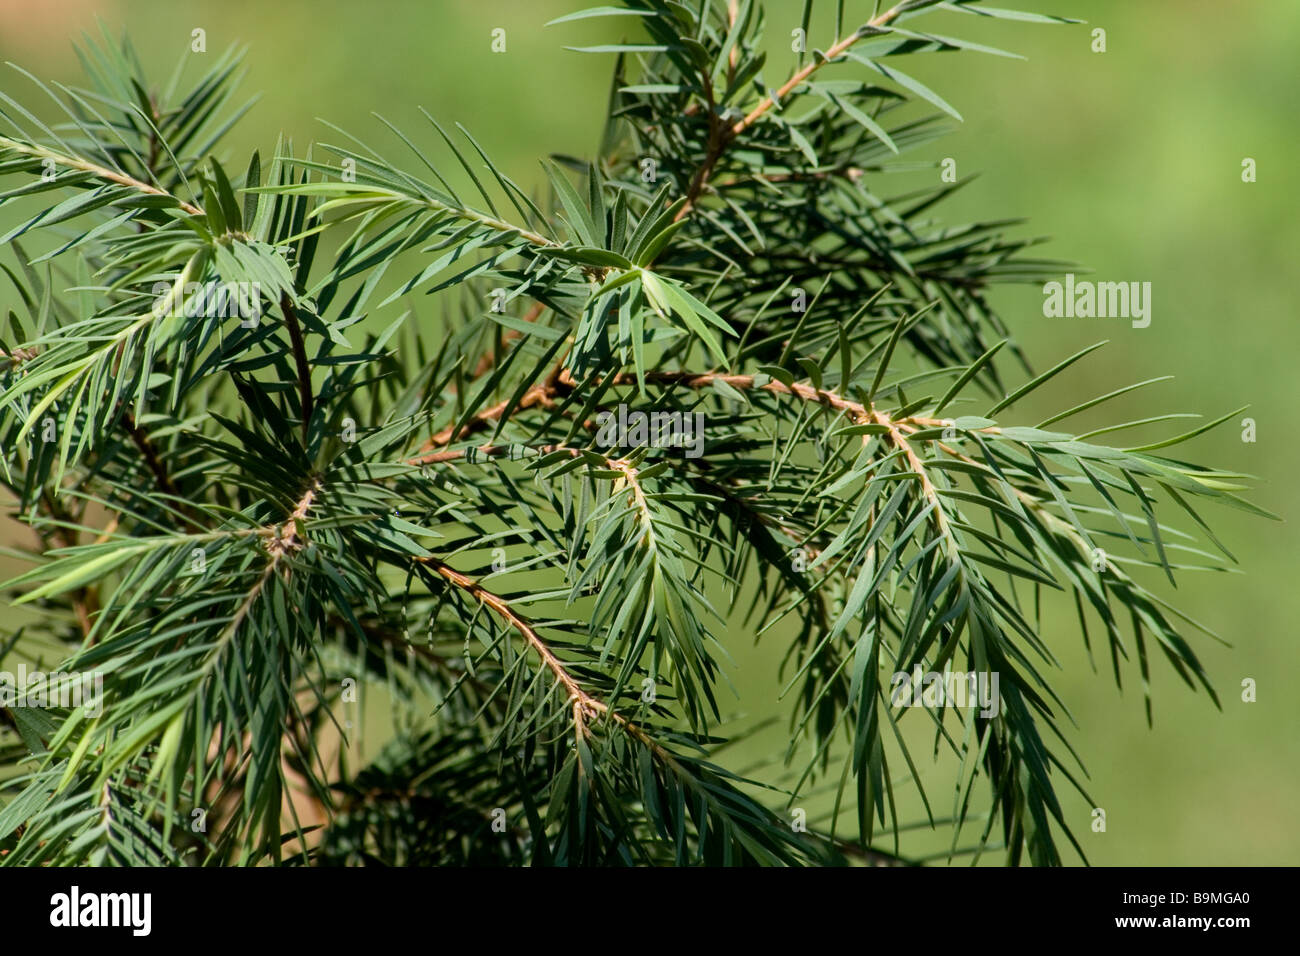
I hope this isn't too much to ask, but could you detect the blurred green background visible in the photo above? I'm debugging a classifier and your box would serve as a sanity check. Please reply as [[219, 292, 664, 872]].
[[1, 0, 1295, 864]]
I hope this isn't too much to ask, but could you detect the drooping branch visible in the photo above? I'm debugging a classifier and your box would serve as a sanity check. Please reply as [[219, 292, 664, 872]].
[[407, 360, 993, 562], [420, 555, 604, 735], [418, 554, 676, 758], [730, 2, 908, 138], [0, 135, 204, 216], [414, 363, 995, 450], [675, 1, 910, 220], [408, 365, 571, 461]]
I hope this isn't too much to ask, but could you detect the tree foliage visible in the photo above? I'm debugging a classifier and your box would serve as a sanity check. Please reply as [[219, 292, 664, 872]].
[[0, 1, 1269, 867]]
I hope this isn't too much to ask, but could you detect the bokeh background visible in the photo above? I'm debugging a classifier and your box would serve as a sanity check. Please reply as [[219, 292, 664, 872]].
[[1, 0, 1295, 864]]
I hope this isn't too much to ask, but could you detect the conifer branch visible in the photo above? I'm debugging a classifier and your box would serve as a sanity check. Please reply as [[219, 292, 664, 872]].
[[676, 0, 909, 220], [0, 135, 205, 216], [0, 5, 1261, 868]]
